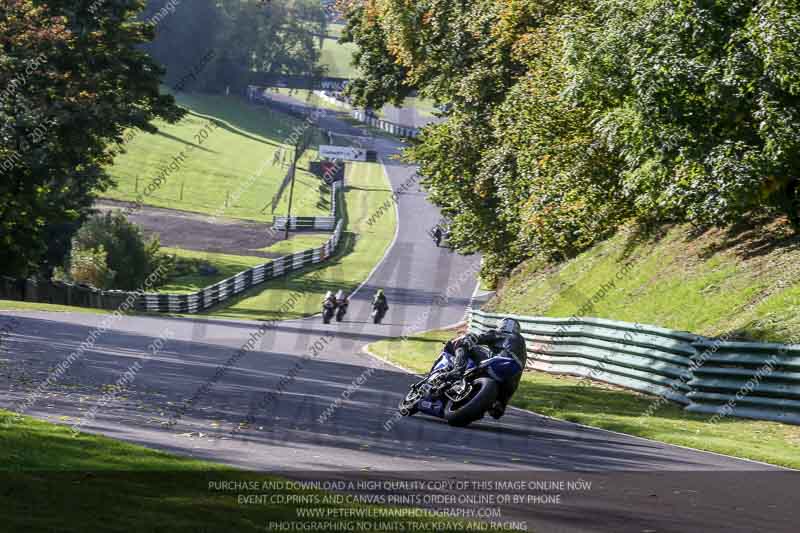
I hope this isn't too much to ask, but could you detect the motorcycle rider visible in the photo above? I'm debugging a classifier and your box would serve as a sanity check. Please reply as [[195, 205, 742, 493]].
[[372, 289, 388, 316], [444, 317, 526, 419], [335, 289, 349, 319], [322, 291, 338, 317], [323, 290, 337, 307], [432, 225, 443, 247]]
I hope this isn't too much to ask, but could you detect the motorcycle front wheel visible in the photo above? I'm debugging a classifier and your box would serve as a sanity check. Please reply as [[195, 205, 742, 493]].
[[398, 387, 422, 416], [443, 377, 498, 427]]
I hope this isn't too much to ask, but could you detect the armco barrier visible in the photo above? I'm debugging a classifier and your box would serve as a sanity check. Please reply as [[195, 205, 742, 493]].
[[468, 310, 697, 404], [467, 309, 800, 425], [352, 110, 420, 139], [137, 220, 343, 313], [685, 339, 800, 425], [274, 180, 341, 231], [273, 216, 336, 231]]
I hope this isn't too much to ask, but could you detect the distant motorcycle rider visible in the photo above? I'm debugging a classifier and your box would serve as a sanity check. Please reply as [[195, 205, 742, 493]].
[[371, 289, 389, 324], [335, 289, 348, 309], [444, 318, 526, 419], [335, 289, 349, 321], [323, 291, 338, 308], [432, 225, 443, 247], [372, 289, 388, 312]]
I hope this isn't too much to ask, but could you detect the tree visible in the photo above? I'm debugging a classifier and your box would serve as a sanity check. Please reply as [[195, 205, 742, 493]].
[[341, 0, 800, 284], [69, 212, 171, 290], [342, 0, 585, 282], [142, 0, 326, 94], [565, 0, 800, 227], [0, 0, 185, 278], [61, 244, 116, 289], [339, 1, 413, 109], [141, 0, 223, 91]]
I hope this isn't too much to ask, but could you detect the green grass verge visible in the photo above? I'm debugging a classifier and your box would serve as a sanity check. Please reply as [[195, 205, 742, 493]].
[[0, 300, 110, 314], [325, 23, 346, 40], [485, 219, 800, 342], [157, 247, 269, 294], [102, 93, 330, 222], [255, 234, 332, 256], [341, 116, 405, 143], [0, 409, 472, 533], [404, 97, 438, 118], [271, 88, 345, 112], [157, 234, 335, 294], [367, 328, 800, 470], [377, 97, 438, 120], [201, 161, 395, 321], [319, 29, 358, 78]]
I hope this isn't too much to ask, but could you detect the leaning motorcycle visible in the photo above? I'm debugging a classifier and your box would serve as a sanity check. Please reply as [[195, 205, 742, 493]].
[[322, 301, 336, 324], [398, 345, 522, 427]]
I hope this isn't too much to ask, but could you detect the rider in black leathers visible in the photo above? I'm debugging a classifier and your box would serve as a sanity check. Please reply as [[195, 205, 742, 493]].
[[372, 289, 388, 313], [443, 318, 526, 419]]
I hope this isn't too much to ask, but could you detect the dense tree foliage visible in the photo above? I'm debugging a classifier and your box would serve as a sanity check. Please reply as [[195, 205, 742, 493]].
[[64, 212, 171, 290], [342, 0, 800, 284], [0, 0, 184, 278], [143, 0, 326, 93]]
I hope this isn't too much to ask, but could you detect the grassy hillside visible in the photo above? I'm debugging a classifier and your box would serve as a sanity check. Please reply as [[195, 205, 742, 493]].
[[320, 24, 358, 78], [157, 248, 268, 294], [156, 235, 334, 294], [485, 217, 800, 342], [102, 93, 330, 222]]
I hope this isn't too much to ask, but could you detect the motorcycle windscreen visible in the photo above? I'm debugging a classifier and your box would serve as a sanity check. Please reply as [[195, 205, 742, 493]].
[[481, 356, 522, 382], [431, 352, 453, 373]]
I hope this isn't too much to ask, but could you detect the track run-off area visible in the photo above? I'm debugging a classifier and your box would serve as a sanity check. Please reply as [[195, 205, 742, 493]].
[[1, 107, 797, 533]]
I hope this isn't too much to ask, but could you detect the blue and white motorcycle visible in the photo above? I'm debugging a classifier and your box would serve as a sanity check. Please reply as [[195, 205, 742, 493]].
[[398, 344, 522, 427]]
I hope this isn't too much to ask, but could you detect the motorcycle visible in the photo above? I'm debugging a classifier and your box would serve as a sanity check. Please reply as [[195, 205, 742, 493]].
[[336, 303, 348, 322], [371, 304, 387, 324], [398, 345, 522, 427], [322, 300, 336, 324]]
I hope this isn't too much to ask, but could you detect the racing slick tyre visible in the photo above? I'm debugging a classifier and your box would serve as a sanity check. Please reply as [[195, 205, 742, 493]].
[[398, 388, 421, 416], [444, 377, 498, 427]]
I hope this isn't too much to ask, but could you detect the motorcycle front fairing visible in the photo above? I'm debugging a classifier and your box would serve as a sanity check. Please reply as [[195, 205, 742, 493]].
[[416, 351, 479, 418], [479, 355, 523, 383]]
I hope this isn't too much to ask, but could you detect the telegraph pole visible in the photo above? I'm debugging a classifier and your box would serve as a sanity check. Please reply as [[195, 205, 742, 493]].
[[284, 128, 310, 240], [284, 143, 299, 241]]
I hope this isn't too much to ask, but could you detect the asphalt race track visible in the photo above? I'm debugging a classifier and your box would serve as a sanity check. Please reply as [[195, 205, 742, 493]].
[[1, 106, 797, 533]]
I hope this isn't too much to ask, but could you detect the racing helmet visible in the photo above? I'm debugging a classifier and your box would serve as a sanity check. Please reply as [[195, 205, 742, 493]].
[[325, 291, 333, 300], [498, 317, 521, 335]]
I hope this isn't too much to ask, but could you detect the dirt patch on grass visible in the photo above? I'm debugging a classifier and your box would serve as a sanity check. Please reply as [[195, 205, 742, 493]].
[[95, 199, 326, 259]]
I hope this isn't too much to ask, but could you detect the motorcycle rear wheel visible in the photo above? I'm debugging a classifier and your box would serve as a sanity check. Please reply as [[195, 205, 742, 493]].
[[444, 377, 498, 427]]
